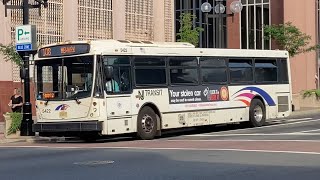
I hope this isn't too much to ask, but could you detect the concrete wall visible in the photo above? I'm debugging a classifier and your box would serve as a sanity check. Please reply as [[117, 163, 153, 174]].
[[112, 0, 126, 40], [153, 0, 166, 42], [63, 0, 78, 41], [283, 0, 317, 95]]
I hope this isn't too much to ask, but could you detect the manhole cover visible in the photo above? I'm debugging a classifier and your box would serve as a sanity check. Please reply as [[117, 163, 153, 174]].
[[73, 160, 114, 166]]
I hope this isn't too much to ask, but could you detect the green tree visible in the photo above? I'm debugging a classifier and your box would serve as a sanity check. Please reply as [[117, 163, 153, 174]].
[[0, 44, 23, 67], [264, 22, 320, 57], [176, 13, 203, 47]]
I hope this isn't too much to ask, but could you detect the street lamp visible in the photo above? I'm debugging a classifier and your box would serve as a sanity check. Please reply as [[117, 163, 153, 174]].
[[2, 0, 48, 136], [201, 0, 243, 48]]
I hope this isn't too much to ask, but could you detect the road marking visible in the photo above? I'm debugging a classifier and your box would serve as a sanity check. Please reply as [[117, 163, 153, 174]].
[[290, 129, 320, 133], [189, 118, 320, 136], [185, 133, 320, 137], [270, 118, 313, 122], [167, 139, 320, 142], [1, 145, 320, 155]]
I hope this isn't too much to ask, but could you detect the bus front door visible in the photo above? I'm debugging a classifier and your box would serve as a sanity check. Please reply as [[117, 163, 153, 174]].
[[105, 95, 132, 135]]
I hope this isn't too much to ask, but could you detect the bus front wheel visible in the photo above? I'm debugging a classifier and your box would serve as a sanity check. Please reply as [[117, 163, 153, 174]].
[[137, 106, 158, 140], [249, 99, 266, 127]]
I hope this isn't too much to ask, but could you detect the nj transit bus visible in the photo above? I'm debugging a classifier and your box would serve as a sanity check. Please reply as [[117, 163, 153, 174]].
[[32, 40, 292, 140]]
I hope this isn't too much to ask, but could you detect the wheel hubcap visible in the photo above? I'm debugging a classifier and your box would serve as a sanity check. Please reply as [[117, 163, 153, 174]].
[[141, 115, 154, 133], [253, 105, 263, 122]]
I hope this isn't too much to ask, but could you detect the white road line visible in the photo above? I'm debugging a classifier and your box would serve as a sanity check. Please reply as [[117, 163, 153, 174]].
[[1, 146, 320, 155], [0, 146, 45, 148], [290, 129, 320, 133], [185, 133, 320, 137], [190, 118, 320, 136], [281, 118, 313, 121], [166, 139, 320, 142]]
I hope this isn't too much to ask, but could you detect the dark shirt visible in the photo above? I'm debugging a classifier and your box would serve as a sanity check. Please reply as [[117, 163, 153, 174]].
[[11, 95, 23, 112]]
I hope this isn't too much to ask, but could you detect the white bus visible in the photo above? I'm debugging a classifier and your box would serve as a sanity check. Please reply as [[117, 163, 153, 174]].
[[33, 39, 292, 140]]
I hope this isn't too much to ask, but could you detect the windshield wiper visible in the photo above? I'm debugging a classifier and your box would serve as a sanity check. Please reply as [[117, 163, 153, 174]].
[[44, 99, 50, 106]]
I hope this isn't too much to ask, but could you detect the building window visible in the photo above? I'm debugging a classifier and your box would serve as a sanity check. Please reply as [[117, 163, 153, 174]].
[[240, 0, 270, 50], [10, 0, 64, 82], [78, 0, 113, 40], [175, 0, 227, 48], [125, 0, 154, 41]]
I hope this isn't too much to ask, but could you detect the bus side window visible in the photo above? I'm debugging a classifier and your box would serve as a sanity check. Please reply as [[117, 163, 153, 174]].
[[103, 56, 132, 93], [278, 59, 289, 84], [119, 67, 131, 91], [229, 59, 253, 83]]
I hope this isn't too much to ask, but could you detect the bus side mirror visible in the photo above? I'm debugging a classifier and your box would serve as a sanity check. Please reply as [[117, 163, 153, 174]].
[[105, 66, 113, 80]]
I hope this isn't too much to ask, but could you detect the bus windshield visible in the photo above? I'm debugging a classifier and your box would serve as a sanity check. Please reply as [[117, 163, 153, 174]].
[[35, 55, 94, 100]]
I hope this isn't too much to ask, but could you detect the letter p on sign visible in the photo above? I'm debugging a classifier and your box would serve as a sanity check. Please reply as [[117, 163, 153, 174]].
[[17, 29, 24, 41]]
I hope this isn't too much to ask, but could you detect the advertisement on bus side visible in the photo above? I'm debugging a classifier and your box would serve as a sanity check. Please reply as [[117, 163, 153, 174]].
[[168, 85, 229, 104]]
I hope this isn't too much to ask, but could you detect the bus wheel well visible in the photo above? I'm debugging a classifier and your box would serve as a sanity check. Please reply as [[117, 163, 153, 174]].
[[252, 96, 265, 107], [140, 103, 162, 134]]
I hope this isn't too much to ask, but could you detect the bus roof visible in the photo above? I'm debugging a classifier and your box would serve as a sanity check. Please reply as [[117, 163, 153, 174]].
[[38, 39, 196, 49], [35, 39, 289, 59]]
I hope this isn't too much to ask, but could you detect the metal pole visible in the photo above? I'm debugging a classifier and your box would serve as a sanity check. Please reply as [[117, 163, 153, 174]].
[[218, 1, 222, 48], [205, 13, 209, 48], [20, 0, 34, 136]]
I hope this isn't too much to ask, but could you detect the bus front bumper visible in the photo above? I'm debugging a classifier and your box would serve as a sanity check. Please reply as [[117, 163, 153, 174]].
[[33, 121, 103, 133]]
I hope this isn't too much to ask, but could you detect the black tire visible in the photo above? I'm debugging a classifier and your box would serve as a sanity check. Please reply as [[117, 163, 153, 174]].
[[249, 99, 266, 127], [137, 106, 158, 140]]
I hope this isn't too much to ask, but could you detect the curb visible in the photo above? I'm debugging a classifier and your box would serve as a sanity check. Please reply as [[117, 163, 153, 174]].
[[0, 136, 72, 144]]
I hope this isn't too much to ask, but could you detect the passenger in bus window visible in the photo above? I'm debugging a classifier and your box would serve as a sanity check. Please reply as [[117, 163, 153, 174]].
[[106, 79, 120, 92]]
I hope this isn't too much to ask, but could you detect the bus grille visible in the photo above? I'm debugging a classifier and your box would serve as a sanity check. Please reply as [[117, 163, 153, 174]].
[[278, 96, 289, 112]]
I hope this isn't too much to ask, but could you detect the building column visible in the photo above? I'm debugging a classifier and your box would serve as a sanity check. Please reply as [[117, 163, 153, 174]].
[[113, 0, 126, 40], [0, 4, 13, 82], [226, 0, 240, 49], [0, 5, 11, 45], [63, 0, 78, 41], [153, 0, 165, 42], [171, 0, 175, 42]]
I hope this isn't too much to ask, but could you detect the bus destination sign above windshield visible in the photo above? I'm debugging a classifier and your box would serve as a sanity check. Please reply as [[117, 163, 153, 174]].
[[38, 44, 90, 58]]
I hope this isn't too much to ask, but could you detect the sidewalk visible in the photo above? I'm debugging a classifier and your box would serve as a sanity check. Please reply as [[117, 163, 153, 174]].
[[0, 133, 68, 144], [290, 107, 319, 117], [0, 108, 319, 144]]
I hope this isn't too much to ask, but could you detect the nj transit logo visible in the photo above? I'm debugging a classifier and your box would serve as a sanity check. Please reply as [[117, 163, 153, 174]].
[[55, 104, 70, 111]]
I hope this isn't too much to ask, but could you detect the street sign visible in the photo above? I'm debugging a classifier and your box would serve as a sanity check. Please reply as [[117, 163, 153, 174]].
[[16, 44, 33, 51], [15, 25, 37, 51]]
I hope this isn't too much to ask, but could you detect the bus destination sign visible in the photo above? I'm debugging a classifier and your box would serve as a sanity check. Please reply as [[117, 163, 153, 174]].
[[38, 44, 90, 58]]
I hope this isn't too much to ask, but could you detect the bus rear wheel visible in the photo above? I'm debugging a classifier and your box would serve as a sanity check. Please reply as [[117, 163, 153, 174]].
[[249, 99, 266, 127], [137, 106, 158, 140]]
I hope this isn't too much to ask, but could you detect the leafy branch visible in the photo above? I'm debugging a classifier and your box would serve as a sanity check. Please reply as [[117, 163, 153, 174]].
[[176, 13, 203, 47], [7, 112, 23, 135], [0, 44, 23, 67], [264, 22, 320, 57]]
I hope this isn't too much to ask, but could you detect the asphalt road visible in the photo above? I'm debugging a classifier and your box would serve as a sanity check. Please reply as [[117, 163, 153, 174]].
[[1, 113, 320, 180]]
